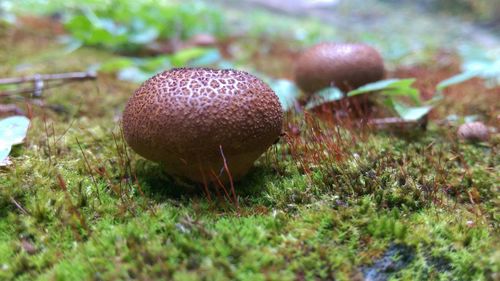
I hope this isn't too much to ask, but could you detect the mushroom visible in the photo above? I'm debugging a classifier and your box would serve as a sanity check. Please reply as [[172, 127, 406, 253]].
[[122, 68, 283, 183], [457, 122, 490, 142], [294, 43, 385, 95]]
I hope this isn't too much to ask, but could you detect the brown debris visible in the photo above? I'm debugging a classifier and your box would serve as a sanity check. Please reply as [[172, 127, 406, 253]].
[[0, 104, 25, 118]]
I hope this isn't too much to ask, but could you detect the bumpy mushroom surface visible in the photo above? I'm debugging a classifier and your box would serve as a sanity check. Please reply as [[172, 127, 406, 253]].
[[122, 68, 283, 183], [294, 43, 385, 94], [457, 122, 490, 142]]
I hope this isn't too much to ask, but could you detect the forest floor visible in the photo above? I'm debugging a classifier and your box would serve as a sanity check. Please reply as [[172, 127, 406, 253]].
[[0, 1, 499, 280]]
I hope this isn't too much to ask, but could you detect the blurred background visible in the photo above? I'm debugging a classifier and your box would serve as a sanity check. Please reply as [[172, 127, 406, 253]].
[[2, 0, 499, 71], [0, 0, 499, 116]]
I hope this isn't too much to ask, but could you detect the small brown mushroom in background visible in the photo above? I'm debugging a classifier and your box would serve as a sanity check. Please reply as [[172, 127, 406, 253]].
[[294, 42, 385, 96], [122, 68, 283, 184], [457, 122, 490, 142]]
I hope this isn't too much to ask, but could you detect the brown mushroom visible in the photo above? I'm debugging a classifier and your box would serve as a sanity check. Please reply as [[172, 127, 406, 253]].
[[457, 122, 490, 142], [294, 43, 385, 95], [122, 68, 283, 183]]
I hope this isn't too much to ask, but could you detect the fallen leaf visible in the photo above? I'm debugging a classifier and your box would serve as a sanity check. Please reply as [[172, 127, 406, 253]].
[[0, 116, 30, 166]]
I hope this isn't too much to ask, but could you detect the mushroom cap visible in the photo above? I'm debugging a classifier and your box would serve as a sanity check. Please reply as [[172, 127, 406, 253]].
[[457, 122, 490, 142], [294, 43, 385, 94], [122, 68, 283, 183]]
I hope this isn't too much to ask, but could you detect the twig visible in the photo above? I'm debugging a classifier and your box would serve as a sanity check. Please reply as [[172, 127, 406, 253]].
[[219, 145, 238, 209], [10, 196, 29, 215], [198, 165, 212, 202], [368, 117, 428, 131], [0, 80, 65, 98], [43, 116, 53, 167], [210, 169, 232, 203], [0, 71, 97, 85], [33, 74, 44, 97], [0, 71, 97, 98]]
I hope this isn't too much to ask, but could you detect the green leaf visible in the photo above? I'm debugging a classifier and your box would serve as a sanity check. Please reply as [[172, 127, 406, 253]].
[[117, 67, 152, 83], [128, 18, 159, 44], [189, 49, 222, 67], [107, 56, 172, 82], [348, 79, 414, 95], [170, 47, 213, 67], [129, 27, 159, 44], [61, 1, 225, 53], [348, 78, 421, 104], [0, 116, 30, 165], [63, 38, 83, 54], [305, 87, 344, 110], [268, 79, 301, 111], [393, 102, 432, 121], [99, 57, 135, 73], [436, 71, 478, 91], [64, 14, 93, 39], [453, 45, 500, 87], [138, 56, 170, 72], [64, 14, 127, 47]]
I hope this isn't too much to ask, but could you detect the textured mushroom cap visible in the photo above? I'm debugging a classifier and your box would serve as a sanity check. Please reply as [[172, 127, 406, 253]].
[[294, 43, 385, 94], [457, 122, 490, 142], [122, 68, 283, 183]]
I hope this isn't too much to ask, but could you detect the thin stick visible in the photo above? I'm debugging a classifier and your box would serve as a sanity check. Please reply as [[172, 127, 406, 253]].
[[0, 80, 77, 98], [210, 169, 231, 203], [10, 196, 29, 215], [119, 125, 134, 180], [368, 117, 426, 130], [219, 145, 238, 209], [0, 71, 97, 85], [43, 116, 53, 167], [0, 72, 97, 98], [210, 171, 224, 202], [199, 165, 212, 202]]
